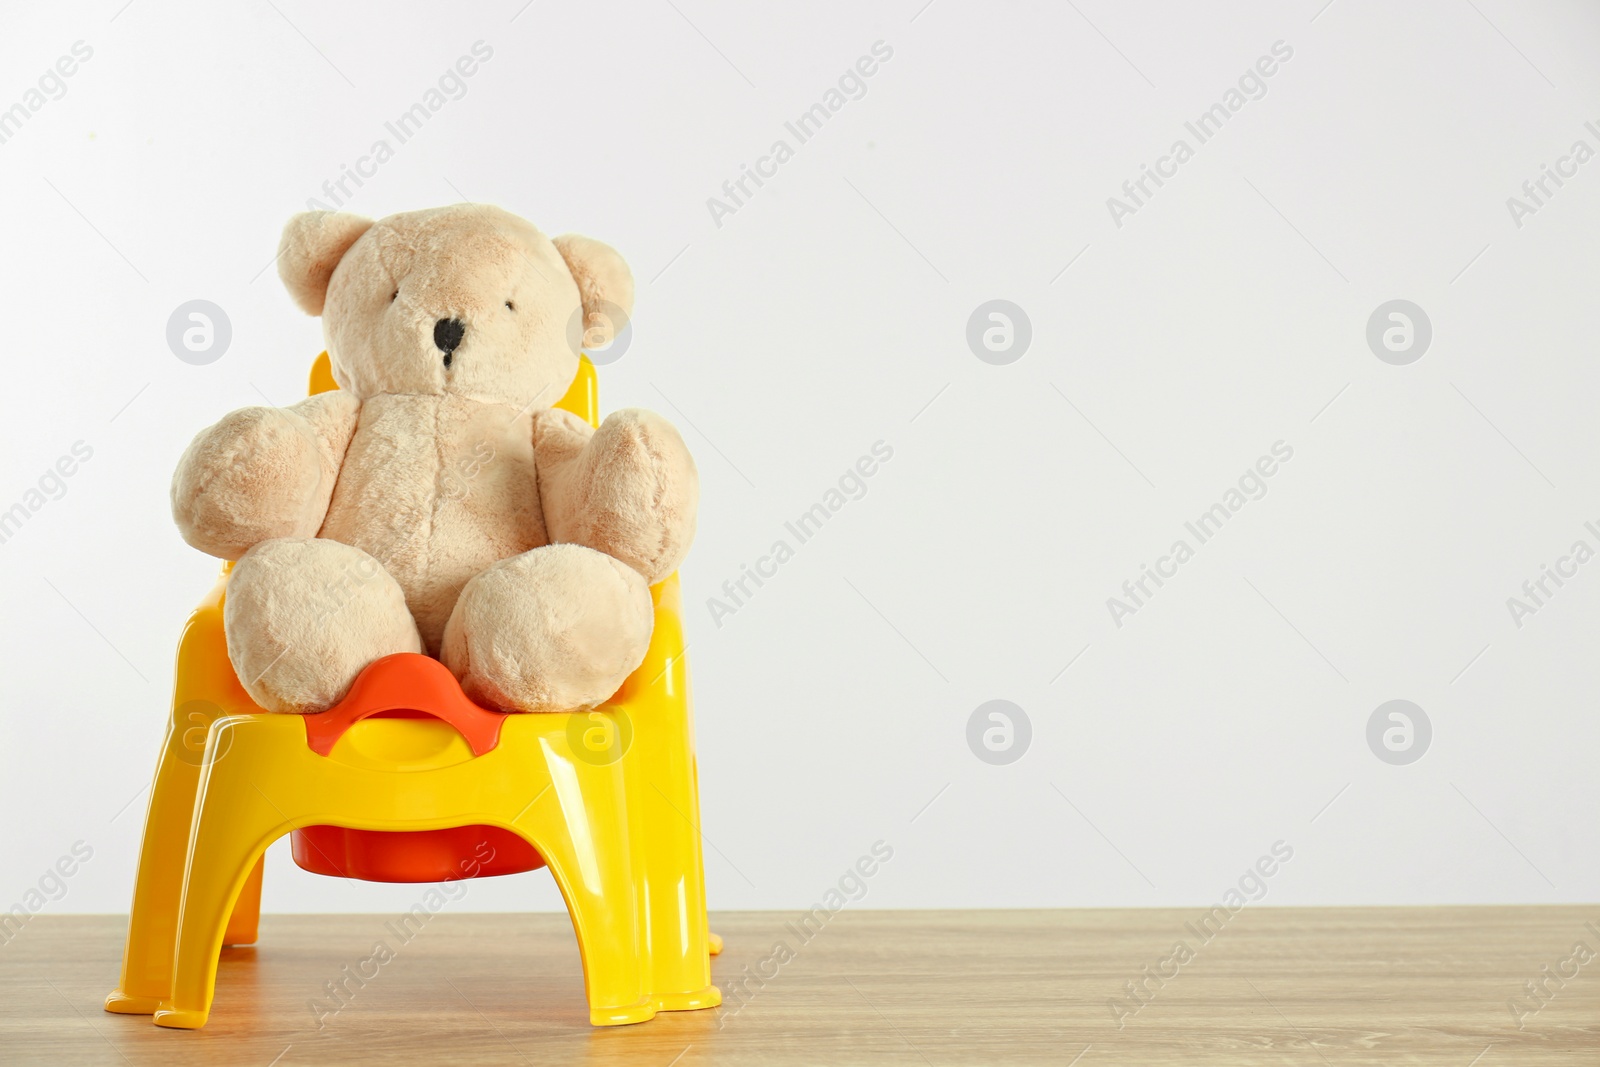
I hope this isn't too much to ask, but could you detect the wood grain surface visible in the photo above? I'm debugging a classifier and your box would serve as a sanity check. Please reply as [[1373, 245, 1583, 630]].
[[2, 907, 1596, 1065]]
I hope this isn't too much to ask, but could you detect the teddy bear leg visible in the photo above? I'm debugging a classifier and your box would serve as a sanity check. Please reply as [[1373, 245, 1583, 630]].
[[440, 544, 653, 713], [224, 537, 424, 714]]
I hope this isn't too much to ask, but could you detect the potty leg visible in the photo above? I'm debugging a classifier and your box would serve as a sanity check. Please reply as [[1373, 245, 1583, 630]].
[[109, 568, 260, 1016], [222, 857, 264, 947], [511, 779, 648, 1025], [105, 746, 203, 1015], [155, 726, 298, 1029], [156, 826, 282, 1028]]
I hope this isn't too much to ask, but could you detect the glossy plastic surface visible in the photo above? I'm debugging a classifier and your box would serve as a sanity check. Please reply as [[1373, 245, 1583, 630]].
[[105, 352, 720, 1028], [301, 653, 507, 758], [291, 821, 545, 881], [291, 653, 544, 882]]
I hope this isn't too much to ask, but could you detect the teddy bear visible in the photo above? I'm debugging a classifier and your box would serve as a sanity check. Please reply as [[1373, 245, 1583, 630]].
[[169, 204, 698, 715]]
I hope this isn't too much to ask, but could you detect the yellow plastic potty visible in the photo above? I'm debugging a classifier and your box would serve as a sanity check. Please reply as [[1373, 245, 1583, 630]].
[[105, 354, 722, 1029]]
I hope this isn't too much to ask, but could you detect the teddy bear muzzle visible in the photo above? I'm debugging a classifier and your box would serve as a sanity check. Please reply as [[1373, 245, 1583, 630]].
[[433, 317, 465, 368]]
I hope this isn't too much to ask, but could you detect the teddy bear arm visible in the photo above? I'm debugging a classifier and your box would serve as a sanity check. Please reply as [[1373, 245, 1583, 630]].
[[533, 407, 698, 585], [532, 407, 595, 549], [286, 389, 362, 518], [170, 391, 360, 560]]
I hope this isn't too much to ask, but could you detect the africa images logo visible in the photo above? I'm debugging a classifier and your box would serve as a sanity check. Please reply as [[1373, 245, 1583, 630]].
[[706, 41, 895, 228], [1105, 40, 1294, 228]]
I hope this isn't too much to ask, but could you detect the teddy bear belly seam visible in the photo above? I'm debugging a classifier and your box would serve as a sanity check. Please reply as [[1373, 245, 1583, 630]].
[[319, 394, 546, 653]]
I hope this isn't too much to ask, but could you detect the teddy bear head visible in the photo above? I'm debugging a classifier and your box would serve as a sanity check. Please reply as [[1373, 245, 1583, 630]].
[[277, 204, 633, 410]]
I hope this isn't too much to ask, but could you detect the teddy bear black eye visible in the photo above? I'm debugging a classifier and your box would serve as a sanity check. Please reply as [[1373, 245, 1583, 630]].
[[505, 300, 515, 311], [391, 290, 399, 302]]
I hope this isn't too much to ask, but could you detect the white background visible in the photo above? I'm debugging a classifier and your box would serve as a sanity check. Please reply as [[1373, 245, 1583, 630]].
[[2, 0, 1598, 918]]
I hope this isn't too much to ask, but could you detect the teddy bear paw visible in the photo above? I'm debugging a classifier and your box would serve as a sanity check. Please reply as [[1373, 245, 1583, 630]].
[[224, 538, 424, 713], [575, 409, 699, 583], [441, 543, 653, 713]]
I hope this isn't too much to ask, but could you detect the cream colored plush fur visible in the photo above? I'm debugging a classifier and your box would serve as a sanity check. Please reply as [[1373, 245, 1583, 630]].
[[172, 204, 698, 714]]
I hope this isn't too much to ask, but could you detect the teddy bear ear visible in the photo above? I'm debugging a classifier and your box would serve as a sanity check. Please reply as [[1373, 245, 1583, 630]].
[[553, 234, 635, 344], [278, 211, 374, 316]]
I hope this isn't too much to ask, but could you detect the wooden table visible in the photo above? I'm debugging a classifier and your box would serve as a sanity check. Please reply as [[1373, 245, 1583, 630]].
[[2, 908, 1594, 1064]]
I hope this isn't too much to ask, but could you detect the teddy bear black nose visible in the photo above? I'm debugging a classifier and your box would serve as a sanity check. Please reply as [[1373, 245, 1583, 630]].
[[433, 318, 465, 363]]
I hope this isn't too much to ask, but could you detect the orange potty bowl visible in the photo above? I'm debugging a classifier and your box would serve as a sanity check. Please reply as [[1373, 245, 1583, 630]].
[[291, 824, 546, 881], [289, 655, 548, 882]]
